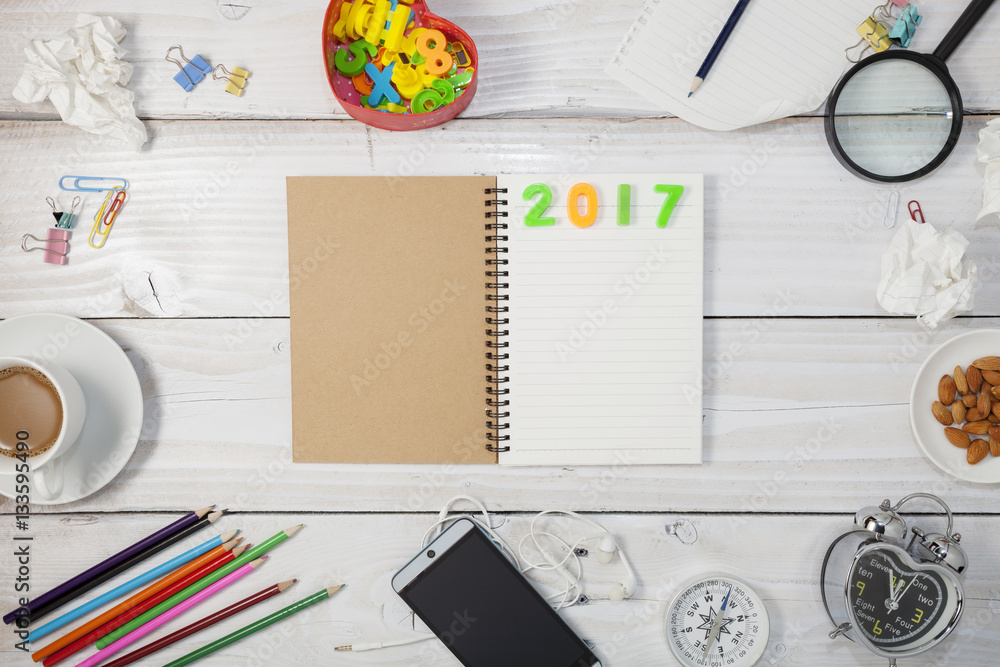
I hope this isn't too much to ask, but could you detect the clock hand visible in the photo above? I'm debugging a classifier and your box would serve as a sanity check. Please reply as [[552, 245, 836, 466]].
[[891, 573, 919, 605], [702, 587, 732, 662]]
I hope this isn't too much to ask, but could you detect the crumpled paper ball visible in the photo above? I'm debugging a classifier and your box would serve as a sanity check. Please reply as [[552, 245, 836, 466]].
[[12, 14, 147, 151], [978, 118, 1000, 222]]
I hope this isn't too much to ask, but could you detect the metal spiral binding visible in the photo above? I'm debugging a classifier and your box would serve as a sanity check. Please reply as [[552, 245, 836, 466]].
[[484, 187, 510, 452]]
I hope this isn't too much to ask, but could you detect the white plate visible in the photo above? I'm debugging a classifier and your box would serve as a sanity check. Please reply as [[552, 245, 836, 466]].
[[0, 314, 143, 504], [910, 329, 1000, 484]]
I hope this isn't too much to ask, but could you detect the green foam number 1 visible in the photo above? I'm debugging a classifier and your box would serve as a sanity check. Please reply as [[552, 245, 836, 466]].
[[617, 184, 631, 226], [654, 184, 684, 228], [522, 183, 555, 227]]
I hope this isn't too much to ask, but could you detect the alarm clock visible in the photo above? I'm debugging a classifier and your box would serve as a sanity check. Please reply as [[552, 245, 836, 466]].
[[821, 493, 967, 664]]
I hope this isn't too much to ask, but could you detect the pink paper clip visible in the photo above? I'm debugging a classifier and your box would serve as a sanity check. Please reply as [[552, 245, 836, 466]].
[[908, 200, 925, 224], [22, 229, 71, 265]]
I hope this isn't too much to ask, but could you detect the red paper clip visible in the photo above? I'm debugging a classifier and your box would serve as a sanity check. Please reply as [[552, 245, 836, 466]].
[[908, 200, 925, 224], [89, 189, 127, 249]]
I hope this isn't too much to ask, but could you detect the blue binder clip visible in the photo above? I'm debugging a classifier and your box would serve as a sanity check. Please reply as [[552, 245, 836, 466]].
[[166, 45, 212, 92]]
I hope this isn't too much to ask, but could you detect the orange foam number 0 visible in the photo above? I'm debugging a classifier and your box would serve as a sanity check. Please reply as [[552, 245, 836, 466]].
[[654, 184, 685, 228], [567, 183, 598, 228], [416, 29, 453, 76], [522, 183, 555, 227]]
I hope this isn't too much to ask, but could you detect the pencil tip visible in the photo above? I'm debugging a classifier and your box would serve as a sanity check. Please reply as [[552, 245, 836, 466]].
[[284, 525, 304, 537], [207, 510, 224, 523], [688, 77, 703, 96], [277, 579, 297, 591], [687, 92, 693, 97], [327, 584, 345, 596], [195, 506, 215, 518], [220, 529, 238, 542], [250, 557, 266, 568]]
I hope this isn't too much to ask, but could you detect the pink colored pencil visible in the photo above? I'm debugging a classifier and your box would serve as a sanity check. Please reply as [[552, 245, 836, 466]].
[[70, 558, 265, 667]]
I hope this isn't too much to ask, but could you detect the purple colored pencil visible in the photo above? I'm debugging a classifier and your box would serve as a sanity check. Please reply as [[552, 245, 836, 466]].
[[2, 505, 215, 625]]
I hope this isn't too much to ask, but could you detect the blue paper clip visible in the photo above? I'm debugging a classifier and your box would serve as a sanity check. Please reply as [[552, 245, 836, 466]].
[[166, 45, 212, 92], [59, 176, 129, 192]]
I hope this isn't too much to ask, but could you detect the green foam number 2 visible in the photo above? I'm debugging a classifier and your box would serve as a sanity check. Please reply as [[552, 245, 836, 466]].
[[654, 184, 684, 228], [522, 183, 555, 227]]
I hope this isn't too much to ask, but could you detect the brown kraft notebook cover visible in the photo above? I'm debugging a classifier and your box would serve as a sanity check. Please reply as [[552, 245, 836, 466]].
[[286, 176, 498, 464]]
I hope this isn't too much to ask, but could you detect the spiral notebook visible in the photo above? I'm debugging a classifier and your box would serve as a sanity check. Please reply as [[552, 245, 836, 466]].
[[286, 175, 703, 466]]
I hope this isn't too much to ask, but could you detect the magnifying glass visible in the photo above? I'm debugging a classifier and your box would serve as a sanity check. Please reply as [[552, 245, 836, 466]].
[[826, 0, 996, 182]]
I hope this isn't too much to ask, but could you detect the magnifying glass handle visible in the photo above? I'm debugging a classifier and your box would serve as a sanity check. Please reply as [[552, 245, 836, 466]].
[[933, 0, 997, 61]]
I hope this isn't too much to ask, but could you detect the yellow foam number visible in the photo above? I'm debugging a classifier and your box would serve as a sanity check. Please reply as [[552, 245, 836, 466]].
[[383, 5, 410, 56], [911, 608, 924, 624], [332, 2, 352, 40], [855, 581, 865, 597], [522, 183, 555, 227], [873, 620, 883, 635], [568, 183, 598, 228], [365, 0, 390, 45]]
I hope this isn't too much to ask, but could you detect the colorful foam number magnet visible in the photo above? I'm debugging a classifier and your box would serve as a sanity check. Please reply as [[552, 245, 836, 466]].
[[391, 62, 424, 98], [332, 2, 352, 39], [411, 78, 454, 113], [857, 16, 891, 53], [365, 0, 391, 45], [416, 29, 453, 76], [447, 67, 474, 90], [450, 41, 470, 67], [345, 0, 372, 39], [366, 61, 401, 106], [336, 38, 378, 77], [381, 5, 412, 62], [402, 27, 428, 58]]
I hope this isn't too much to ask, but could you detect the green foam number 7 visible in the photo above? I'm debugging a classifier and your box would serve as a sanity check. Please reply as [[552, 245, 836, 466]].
[[654, 184, 685, 228], [522, 183, 555, 227]]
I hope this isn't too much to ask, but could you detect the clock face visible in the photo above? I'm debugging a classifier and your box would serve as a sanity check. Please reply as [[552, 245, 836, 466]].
[[847, 544, 960, 652], [666, 575, 769, 667]]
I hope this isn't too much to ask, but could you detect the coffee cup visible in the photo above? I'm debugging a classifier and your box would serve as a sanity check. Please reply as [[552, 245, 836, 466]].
[[0, 356, 86, 499]]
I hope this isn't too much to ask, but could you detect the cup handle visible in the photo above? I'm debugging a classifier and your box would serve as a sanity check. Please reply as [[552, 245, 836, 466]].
[[34, 456, 65, 500]]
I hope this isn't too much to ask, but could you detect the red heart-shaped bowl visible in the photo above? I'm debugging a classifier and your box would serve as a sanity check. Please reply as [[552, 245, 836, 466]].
[[322, 0, 479, 131]]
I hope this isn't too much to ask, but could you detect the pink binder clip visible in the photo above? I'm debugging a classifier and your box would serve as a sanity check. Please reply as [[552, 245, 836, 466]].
[[22, 229, 71, 265]]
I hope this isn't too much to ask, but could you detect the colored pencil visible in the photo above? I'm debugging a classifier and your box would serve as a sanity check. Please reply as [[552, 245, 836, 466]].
[[26, 513, 225, 631], [73, 559, 265, 667], [28, 529, 238, 643], [97, 525, 302, 649], [37, 543, 245, 666], [101, 580, 296, 667], [688, 0, 753, 97], [162, 585, 344, 667], [4, 505, 215, 626]]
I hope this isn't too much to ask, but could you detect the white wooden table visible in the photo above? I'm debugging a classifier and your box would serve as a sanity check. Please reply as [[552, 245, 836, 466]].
[[2, 2, 1000, 665]]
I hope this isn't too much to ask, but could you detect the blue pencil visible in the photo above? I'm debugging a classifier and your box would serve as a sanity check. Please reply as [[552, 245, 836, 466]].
[[689, 0, 753, 97], [26, 530, 238, 643]]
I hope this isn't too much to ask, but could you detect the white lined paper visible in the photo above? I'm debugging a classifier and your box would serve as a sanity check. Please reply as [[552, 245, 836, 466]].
[[498, 174, 703, 466], [606, 0, 877, 130]]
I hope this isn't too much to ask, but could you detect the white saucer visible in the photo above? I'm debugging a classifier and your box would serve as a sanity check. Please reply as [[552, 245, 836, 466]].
[[0, 314, 143, 504], [910, 329, 1000, 484]]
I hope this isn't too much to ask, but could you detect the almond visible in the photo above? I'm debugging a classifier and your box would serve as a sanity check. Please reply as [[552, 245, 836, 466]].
[[966, 408, 985, 422], [994, 402, 1000, 420], [990, 425, 1000, 440], [973, 356, 1000, 371], [952, 400, 967, 423], [968, 439, 989, 464], [932, 401, 954, 425], [983, 370, 1000, 386], [982, 382, 994, 397], [946, 427, 971, 448], [954, 366, 969, 394], [991, 436, 1000, 458], [979, 391, 993, 417], [963, 421, 991, 435], [968, 365, 983, 392], [963, 394, 978, 408], [938, 375, 957, 405], [990, 414, 1000, 424], [992, 385, 1000, 401]]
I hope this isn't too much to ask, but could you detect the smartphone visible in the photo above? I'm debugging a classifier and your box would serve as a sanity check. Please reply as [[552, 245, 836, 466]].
[[392, 517, 602, 667]]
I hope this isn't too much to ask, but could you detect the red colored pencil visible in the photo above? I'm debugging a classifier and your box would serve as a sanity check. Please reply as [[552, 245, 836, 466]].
[[101, 580, 297, 667], [42, 546, 247, 667]]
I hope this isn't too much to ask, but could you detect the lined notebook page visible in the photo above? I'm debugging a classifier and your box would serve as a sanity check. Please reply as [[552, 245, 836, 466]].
[[497, 174, 703, 466], [606, 0, 876, 130]]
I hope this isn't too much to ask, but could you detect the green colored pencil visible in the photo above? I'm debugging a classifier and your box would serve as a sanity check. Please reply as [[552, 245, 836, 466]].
[[161, 585, 344, 667], [96, 525, 303, 649]]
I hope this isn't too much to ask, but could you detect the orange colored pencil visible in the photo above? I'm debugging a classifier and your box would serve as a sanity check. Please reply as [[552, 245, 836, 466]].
[[31, 537, 241, 663]]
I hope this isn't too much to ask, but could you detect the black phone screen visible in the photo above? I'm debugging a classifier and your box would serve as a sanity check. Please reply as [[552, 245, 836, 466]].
[[398, 526, 600, 667]]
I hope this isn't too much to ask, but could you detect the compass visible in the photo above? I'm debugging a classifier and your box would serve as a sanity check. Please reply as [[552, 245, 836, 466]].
[[665, 573, 770, 667]]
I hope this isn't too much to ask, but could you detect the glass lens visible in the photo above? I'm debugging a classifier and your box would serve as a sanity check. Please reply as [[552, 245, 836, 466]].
[[832, 58, 956, 178]]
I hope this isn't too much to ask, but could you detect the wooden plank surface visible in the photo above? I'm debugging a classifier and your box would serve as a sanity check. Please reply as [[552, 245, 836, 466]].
[[1, 115, 997, 320], [0, 316, 990, 515], [0, 0, 999, 121], [2, 513, 997, 667]]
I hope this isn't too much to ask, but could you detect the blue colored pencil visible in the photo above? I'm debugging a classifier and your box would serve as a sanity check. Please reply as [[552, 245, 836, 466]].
[[689, 0, 753, 97], [26, 530, 238, 643]]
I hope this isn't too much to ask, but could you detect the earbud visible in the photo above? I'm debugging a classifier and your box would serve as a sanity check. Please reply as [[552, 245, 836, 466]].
[[608, 571, 637, 603], [596, 534, 617, 564]]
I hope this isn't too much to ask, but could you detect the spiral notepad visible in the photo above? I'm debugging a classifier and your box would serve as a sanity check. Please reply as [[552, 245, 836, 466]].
[[286, 175, 703, 466]]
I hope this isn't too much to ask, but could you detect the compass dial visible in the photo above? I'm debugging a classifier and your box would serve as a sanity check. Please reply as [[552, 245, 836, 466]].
[[666, 575, 770, 667]]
